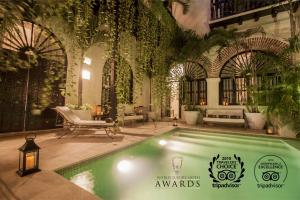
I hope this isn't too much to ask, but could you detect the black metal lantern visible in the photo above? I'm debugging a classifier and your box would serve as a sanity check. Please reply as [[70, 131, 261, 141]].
[[173, 117, 178, 126], [17, 134, 40, 177]]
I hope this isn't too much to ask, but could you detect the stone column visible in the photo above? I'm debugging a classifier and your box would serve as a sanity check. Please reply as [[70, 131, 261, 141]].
[[206, 78, 220, 108], [170, 82, 180, 118]]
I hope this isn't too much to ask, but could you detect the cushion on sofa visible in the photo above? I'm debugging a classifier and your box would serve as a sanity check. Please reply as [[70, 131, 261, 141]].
[[207, 114, 217, 118], [219, 115, 229, 118]]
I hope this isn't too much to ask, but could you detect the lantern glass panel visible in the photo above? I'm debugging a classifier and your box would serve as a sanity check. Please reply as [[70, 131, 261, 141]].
[[19, 151, 23, 170], [25, 151, 37, 170]]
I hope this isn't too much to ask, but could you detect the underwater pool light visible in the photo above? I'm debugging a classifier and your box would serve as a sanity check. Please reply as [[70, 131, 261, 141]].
[[117, 160, 133, 173], [159, 140, 167, 146]]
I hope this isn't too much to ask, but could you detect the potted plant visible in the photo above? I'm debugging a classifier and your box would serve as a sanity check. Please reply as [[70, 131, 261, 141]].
[[183, 104, 200, 125], [243, 71, 266, 130], [244, 96, 266, 130]]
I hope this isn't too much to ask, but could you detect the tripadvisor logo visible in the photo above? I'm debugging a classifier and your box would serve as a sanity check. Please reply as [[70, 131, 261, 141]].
[[155, 156, 201, 189], [208, 154, 245, 189], [254, 155, 288, 189]]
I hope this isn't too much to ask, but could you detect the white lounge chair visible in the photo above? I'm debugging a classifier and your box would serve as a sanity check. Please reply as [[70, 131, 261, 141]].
[[54, 106, 119, 138]]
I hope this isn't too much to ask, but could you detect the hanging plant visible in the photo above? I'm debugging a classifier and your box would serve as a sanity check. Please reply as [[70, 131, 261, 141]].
[[55, 0, 109, 105]]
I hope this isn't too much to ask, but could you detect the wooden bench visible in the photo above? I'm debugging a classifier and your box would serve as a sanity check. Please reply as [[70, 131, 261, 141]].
[[203, 108, 245, 127]]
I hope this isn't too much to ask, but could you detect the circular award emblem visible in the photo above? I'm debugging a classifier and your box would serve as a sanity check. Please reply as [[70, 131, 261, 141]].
[[208, 154, 245, 188], [254, 155, 288, 189]]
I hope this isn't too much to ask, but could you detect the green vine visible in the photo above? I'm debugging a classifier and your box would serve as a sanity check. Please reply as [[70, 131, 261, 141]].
[[1, 0, 248, 119]]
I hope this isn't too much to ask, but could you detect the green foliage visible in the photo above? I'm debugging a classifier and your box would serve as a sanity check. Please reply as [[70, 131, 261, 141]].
[[56, 0, 107, 50], [253, 37, 300, 136], [115, 57, 133, 105], [0, 50, 38, 72], [0, 0, 32, 35], [66, 103, 92, 110], [53, 0, 110, 105], [0, 0, 256, 119], [184, 104, 200, 112]]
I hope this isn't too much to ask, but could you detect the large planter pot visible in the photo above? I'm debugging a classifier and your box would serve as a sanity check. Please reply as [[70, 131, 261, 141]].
[[245, 112, 266, 130], [184, 111, 200, 125]]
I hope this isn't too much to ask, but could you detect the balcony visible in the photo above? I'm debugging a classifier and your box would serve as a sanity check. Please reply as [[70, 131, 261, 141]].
[[210, 0, 299, 28]]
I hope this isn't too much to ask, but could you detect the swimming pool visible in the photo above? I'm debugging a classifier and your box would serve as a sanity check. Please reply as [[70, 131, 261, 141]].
[[57, 129, 300, 200]]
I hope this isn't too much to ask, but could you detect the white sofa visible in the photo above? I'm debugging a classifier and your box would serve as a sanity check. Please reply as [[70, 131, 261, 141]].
[[203, 108, 245, 126]]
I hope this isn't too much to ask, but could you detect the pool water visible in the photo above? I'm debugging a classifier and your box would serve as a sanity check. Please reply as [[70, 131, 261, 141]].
[[57, 129, 300, 200]]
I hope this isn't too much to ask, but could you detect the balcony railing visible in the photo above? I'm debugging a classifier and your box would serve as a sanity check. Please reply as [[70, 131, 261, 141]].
[[211, 0, 286, 20]]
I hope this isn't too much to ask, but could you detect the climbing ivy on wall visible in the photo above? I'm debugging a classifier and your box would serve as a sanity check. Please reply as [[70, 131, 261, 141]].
[[115, 57, 133, 105], [55, 0, 108, 106], [1, 0, 245, 117], [103, 0, 174, 110]]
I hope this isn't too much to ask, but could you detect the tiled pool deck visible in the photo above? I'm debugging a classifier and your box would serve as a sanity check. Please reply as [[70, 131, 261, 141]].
[[0, 123, 297, 200]]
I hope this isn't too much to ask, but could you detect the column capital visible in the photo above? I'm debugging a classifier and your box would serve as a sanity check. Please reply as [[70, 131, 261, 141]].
[[206, 77, 220, 83]]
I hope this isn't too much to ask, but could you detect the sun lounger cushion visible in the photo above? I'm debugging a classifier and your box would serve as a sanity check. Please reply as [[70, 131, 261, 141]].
[[55, 106, 114, 127], [56, 106, 81, 122], [75, 120, 114, 126]]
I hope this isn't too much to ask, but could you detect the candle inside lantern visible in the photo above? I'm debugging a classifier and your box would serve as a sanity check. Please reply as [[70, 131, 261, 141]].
[[26, 153, 35, 170], [267, 126, 274, 134]]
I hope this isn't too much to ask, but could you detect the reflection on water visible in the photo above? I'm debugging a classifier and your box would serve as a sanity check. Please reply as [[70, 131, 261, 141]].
[[70, 171, 95, 194]]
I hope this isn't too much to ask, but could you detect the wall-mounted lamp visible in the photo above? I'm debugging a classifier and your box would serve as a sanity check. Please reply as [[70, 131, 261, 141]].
[[83, 57, 92, 65], [82, 70, 91, 80]]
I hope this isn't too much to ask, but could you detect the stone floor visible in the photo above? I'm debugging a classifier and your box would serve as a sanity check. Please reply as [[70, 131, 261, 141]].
[[0, 122, 294, 200]]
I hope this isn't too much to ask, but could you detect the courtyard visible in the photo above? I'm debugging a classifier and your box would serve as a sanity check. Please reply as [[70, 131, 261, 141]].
[[1, 0, 300, 200]]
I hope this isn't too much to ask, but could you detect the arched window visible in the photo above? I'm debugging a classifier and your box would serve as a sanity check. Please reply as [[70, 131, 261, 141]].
[[0, 21, 67, 132], [219, 51, 280, 105], [179, 62, 207, 105]]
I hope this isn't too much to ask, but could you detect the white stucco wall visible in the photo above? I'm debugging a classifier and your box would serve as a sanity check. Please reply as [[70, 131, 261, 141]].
[[81, 45, 107, 106]]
